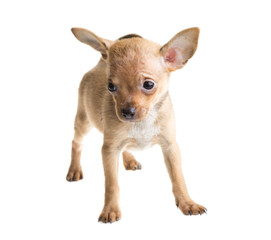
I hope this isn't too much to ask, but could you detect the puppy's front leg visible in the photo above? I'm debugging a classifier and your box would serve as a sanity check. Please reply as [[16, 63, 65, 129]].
[[98, 143, 121, 223], [161, 141, 206, 215]]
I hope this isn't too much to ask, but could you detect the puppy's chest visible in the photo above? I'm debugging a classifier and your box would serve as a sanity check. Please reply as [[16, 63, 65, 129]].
[[127, 115, 160, 150]]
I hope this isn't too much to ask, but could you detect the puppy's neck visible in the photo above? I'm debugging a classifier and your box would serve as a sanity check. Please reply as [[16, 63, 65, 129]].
[[126, 92, 169, 147]]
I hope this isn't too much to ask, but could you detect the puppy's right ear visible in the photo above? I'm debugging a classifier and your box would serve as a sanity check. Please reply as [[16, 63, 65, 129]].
[[71, 28, 111, 59]]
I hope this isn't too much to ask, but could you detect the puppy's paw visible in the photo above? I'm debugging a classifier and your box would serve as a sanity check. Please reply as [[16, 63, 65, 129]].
[[124, 159, 142, 171], [98, 205, 121, 224], [123, 151, 142, 171], [66, 168, 83, 182], [176, 200, 207, 215]]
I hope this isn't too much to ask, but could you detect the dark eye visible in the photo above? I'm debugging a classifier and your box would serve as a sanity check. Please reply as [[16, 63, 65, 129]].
[[108, 82, 117, 92], [143, 81, 154, 90]]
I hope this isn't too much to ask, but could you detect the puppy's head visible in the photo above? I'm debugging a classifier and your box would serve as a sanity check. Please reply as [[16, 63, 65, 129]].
[[71, 27, 200, 122]]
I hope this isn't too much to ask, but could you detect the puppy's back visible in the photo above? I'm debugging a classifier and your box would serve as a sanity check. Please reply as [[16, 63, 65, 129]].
[[77, 59, 110, 132]]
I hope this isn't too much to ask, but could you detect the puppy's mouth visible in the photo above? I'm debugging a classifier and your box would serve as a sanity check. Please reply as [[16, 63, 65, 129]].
[[119, 117, 141, 123], [116, 108, 149, 123]]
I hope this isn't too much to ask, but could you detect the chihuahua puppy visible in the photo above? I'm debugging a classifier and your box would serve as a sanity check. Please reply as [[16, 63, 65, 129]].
[[66, 27, 206, 223]]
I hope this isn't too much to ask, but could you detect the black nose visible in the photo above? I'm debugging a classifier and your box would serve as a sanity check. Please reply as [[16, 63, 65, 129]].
[[121, 107, 136, 119]]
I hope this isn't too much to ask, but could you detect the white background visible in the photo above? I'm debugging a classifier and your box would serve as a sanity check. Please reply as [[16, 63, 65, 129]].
[[0, 0, 270, 239]]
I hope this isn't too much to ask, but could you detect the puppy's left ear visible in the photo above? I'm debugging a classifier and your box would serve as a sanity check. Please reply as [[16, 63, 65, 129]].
[[160, 27, 200, 71]]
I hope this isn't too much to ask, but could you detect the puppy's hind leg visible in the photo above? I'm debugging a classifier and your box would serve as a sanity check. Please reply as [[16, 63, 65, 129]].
[[122, 151, 142, 171], [66, 111, 92, 182]]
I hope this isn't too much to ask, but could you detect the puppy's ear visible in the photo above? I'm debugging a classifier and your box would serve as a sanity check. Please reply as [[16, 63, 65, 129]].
[[71, 28, 112, 59], [160, 27, 200, 71]]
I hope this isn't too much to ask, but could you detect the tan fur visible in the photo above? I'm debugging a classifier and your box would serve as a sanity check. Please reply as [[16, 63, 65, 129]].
[[66, 27, 206, 223], [122, 151, 142, 170]]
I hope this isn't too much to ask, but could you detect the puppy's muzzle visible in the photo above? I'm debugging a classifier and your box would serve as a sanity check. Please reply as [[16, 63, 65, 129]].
[[121, 107, 136, 119]]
